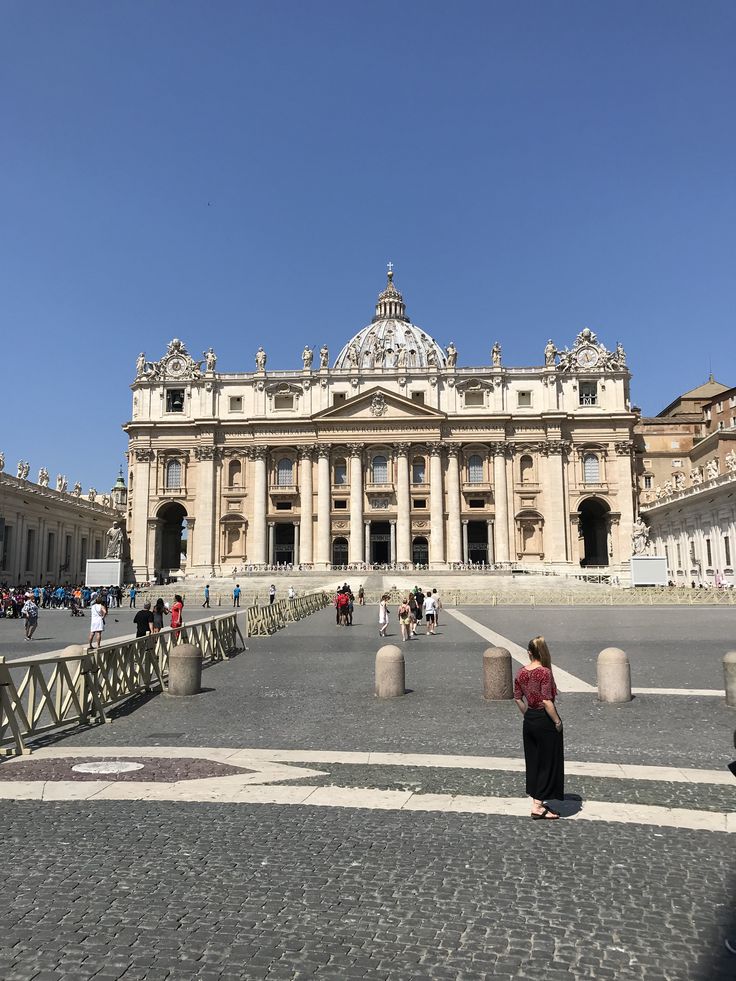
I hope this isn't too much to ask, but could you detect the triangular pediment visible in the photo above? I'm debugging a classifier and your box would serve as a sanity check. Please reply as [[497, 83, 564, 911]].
[[313, 386, 446, 422]]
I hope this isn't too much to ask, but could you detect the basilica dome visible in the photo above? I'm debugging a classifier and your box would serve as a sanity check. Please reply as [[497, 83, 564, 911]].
[[333, 268, 448, 371]]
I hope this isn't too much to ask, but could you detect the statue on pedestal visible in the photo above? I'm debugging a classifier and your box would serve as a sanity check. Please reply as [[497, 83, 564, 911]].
[[135, 352, 147, 378], [346, 341, 360, 369], [88, 488, 97, 503], [706, 458, 720, 481], [203, 348, 217, 372], [427, 346, 438, 368], [302, 346, 314, 369], [544, 340, 557, 366], [105, 521, 125, 559], [255, 346, 267, 371], [0, 451, 4, 472], [725, 449, 736, 473], [38, 467, 49, 487], [631, 515, 650, 555], [319, 345, 330, 370], [55, 474, 64, 492], [72, 481, 82, 497], [446, 342, 457, 367], [491, 342, 502, 367], [673, 471, 685, 491], [396, 344, 407, 368], [690, 468, 703, 485]]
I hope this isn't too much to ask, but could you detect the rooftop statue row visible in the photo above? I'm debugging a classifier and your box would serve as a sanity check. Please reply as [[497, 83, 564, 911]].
[[0, 453, 114, 505], [135, 339, 218, 381]]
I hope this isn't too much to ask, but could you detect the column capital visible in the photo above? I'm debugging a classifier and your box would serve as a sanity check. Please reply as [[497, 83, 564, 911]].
[[347, 442, 365, 456], [462, 519, 469, 525], [544, 439, 571, 456], [194, 445, 220, 461], [299, 444, 317, 460], [133, 447, 154, 463], [268, 521, 276, 527], [445, 444, 461, 459], [247, 445, 268, 461], [393, 443, 411, 458], [429, 444, 444, 458], [316, 444, 332, 460]]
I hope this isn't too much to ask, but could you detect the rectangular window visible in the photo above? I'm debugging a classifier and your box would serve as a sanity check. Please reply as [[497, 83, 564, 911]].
[[465, 391, 484, 407], [644, 475, 653, 489], [65, 534, 72, 568], [413, 499, 427, 509], [333, 463, 347, 485], [717, 401, 723, 412], [229, 396, 243, 412], [47, 532, 55, 570], [274, 394, 294, 410], [664, 545, 670, 569], [275, 501, 292, 511], [725, 535, 731, 567], [26, 528, 36, 570], [672, 459, 682, 468], [80, 537, 88, 569], [411, 391, 425, 404], [706, 539, 713, 567], [671, 440, 680, 449], [333, 499, 347, 510], [579, 382, 597, 406], [517, 391, 532, 407], [718, 420, 724, 430], [676, 543, 682, 568], [468, 498, 485, 509], [2, 524, 11, 570], [332, 393, 346, 406]]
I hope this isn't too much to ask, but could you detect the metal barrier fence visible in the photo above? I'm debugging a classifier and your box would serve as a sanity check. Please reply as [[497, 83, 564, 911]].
[[245, 591, 331, 636], [362, 588, 736, 606], [0, 613, 246, 757]]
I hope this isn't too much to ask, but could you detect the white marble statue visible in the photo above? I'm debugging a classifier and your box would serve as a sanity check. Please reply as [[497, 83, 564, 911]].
[[615, 341, 627, 367], [396, 344, 407, 368], [673, 471, 685, 491], [55, 474, 64, 492], [105, 521, 124, 559], [491, 342, 502, 367], [302, 346, 314, 370], [72, 481, 82, 497], [664, 479, 673, 496], [0, 451, 4, 472], [371, 336, 384, 369], [203, 348, 217, 372], [22, 461, 30, 479], [706, 458, 720, 480], [725, 449, 736, 473], [255, 346, 267, 371], [446, 342, 457, 367], [655, 484, 662, 500], [38, 467, 49, 487], [135, 352, 146, 377], [88, 487, 97, 502], [346, 342, 360, 369], [101, 493, 111, 507], [427, 346, 438, 368], [544, 340, 556, 367], [690, 468, 703, 485], [17, 461, 27, 479], [319, 345, 329, 370]]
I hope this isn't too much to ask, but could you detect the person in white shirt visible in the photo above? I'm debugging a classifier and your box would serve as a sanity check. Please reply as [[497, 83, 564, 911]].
[[88, 595, 107, 650], [422, 590, 437, 635]]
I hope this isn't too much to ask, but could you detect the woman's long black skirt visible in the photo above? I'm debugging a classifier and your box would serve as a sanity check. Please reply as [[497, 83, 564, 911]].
[[523, 708, 564, 801]]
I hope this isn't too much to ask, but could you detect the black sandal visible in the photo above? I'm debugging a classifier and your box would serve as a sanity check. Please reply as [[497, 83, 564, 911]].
[[531, 806, 560, 820]]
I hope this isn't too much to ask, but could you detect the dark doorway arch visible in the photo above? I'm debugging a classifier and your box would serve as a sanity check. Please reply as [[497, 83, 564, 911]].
[[274, 523, 295, 565], [412, 536, 429, 566], [158, 501, 187, 572], [332, 537, 348, 566], [467, 521, 489, 564], [579, 498, 609, 566], [370, 522, 391, 564]]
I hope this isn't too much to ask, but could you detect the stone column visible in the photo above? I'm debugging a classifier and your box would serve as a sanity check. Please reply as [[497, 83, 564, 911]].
[[614, 440, 636, 567], [487, 519, 494, 563], [299, 447, 314, 566], [493, 445, 510, 562], [395, 444, 411, 564], [429, 446, 445, 567], [462, 520, 469, 563], [446, 446, 462, 564], [184, 517, 196, 573], [131, 448, 153, 578], [390, 520, 396, 565], [293, 522, 300, 565], [147, 518, 161, 577], [316, 445, 331, 568], [543, 441, 569, 563], [348, 444, 364, 564], [268, 522, 275, 565], [194, 446, 217, 574], [250, 447, 268, 566], [364, 520, 371, 565]]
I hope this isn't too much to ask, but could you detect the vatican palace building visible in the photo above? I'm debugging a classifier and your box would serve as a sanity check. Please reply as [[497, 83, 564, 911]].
[[125, 270, 637, 579]]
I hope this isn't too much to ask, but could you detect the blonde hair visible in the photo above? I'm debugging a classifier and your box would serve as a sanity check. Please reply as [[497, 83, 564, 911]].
[[527, 636, 552, 669]]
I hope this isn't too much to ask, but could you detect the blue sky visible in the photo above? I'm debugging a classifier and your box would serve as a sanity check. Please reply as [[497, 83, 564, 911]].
[[2, 0, 734, 491]]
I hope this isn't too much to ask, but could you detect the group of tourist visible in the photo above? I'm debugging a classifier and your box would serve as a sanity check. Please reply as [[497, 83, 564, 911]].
[[378, 586, 443, 640]]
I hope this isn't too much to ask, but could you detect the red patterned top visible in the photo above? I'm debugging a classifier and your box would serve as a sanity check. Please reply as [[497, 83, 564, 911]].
[[514, 666, 557, 708]]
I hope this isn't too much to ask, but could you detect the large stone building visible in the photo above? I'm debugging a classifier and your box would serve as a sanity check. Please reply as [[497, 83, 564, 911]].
[[0, 463, 127, 584], [125, 269, 638, 580]]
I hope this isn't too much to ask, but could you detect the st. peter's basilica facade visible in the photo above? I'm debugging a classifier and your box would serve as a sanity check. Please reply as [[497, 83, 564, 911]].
[[125, 269, 637, 579]]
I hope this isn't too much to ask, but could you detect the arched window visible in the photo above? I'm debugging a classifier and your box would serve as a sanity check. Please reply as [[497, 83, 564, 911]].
[[468, 454, 484, 484], [333, 458, 347, 485], [277, 457, 294, 486], [583, 453, 600, 484], [228, 460, 242, 487], [165, 460, 181, 489], [412, 456, 426, 484], [520, 455, 534, 484], [372, 454, 388, 483]]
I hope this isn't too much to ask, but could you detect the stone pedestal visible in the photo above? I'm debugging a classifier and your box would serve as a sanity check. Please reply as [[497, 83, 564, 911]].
[[597, 647, 632, 703], [375, 644, 405, 698], [723, 651, 736, 708], [86, 559, 124, 587], [167, 643, 202, 696], [483, 647, 512, 699]]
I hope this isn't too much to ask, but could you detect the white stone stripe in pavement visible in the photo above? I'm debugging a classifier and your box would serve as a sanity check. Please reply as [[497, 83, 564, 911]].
[[445, 609, 723, 697], [0, 777, 732, 833], [6, 744, 734, 785]]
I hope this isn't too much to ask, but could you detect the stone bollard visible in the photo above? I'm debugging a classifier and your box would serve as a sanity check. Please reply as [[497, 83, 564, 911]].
[[483, 647, 513, 700], [375, 645, 405, 698], [167, 643, 202, 696], [724, 651, 736, 708], [597, 647, 632, 703]]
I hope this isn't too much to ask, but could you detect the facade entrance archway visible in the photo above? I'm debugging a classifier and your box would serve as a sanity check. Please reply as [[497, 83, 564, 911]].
[[578, 498, 610, 566], [467, 521, 489, 564], [157, 502, 187, 573], [332, 536, 348, 566], [274, 523, 295, 565], [370, 521, 391, 564], [412, 536, 428, 566]]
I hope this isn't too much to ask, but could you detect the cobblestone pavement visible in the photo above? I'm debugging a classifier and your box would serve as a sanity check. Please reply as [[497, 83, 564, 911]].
[[2, 603, 735, 980], [1, 801, 734, 981]]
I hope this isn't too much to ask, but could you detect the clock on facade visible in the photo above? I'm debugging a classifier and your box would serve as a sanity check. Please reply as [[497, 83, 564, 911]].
[[575, 346, 600, 369]]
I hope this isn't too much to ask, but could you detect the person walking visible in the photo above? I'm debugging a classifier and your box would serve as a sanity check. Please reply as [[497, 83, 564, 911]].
[[133, 601, 154, 638], [422, 588, 437, 635], [129, 586, 137, 609], [378, 593, 390, 637], [233, 584, 241, 608], [202, 584, 210, 608], [514, 636, 564, 819], [269, 584, 276, 605], [88, 594, 107, 650], [357, 584, 365, 606], [21, 593, 39, 640], [397, 596, 411, 642]]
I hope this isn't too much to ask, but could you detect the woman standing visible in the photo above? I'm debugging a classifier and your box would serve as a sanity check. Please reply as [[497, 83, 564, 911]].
[[514, 636, 564, 820], [152, 598, 168, 633], [170, 594, 184, 637], [88, 594, 108, 650], [378, 594, 390, 638]]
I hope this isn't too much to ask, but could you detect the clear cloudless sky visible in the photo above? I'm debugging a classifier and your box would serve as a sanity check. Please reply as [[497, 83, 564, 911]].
[[2, 0, 735, 491]]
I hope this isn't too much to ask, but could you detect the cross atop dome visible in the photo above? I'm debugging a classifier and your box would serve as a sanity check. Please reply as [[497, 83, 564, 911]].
[[374, 263, 408, 322]]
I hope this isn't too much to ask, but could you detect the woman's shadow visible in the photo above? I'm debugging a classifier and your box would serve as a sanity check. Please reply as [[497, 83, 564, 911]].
[[551, 793, 583, 817]]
